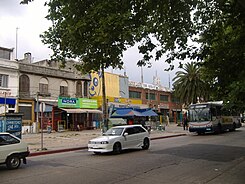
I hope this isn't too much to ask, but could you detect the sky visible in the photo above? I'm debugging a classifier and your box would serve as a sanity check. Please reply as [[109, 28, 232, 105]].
[[0, 0, 182, 88]]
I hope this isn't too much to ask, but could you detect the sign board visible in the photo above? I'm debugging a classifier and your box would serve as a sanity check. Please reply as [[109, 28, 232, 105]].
[[39, 102, 46, 112], [0, 114, 23, 139], [58, 97, 98, 109], [58, 97, 80, 108], [79, 98, 98, 109]]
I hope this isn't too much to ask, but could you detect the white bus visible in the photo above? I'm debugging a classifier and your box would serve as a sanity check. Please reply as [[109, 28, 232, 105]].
[[188, 101, 241, 134]]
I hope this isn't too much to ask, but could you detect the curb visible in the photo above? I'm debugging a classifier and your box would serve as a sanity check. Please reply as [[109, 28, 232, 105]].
[[29, 133, 187, 157]]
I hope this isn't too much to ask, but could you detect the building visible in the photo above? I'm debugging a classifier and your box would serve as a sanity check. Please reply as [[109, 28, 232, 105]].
[[129, 81, 182, 123], [0, 47, 18, 115]]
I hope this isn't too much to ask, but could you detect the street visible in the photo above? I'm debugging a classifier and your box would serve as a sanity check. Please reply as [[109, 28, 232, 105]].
[[1, 127, 245, 184]]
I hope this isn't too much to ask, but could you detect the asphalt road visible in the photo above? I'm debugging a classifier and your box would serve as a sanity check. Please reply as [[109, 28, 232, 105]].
[[1, 127, 245, 184]]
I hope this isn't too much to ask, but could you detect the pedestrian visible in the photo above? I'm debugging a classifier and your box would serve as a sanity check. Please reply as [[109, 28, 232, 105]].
[[183, 114, 188, 130], [166, 115, 170, 126], [47, 119, 52, 134]]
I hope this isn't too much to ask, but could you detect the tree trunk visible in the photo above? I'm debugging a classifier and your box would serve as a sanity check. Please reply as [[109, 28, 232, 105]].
[[101, 65, 108, 131]]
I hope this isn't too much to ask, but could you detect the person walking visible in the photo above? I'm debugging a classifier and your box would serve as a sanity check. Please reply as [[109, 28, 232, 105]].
[[166, 115, 170, 126], [183, 114, 188, 130]]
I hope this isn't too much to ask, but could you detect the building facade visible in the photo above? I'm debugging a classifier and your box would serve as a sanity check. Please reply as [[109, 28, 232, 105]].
[[129, 81, 182, 123]]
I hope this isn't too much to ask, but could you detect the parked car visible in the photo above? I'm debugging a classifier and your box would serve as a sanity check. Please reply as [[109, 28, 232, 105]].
[[88, 125, 150, 154], [0, 132, 29, 169]]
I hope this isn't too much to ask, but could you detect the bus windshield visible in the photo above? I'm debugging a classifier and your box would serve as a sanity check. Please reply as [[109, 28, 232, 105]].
[[189, 107, 211, 122]]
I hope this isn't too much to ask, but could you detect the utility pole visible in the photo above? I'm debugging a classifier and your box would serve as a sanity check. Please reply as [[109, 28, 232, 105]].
[[141, 66, 143, 83], [15, 27, 19, 60]]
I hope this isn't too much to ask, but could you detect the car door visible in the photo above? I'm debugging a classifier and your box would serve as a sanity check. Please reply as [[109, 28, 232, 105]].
[[123, 127, 138, 149], [135, 126, 147, 146]]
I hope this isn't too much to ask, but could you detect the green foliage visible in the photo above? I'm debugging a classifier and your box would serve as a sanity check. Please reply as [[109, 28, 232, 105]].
[[196, 0, 245, 111], [173, 62, 209, 105], [40, 0, 198, 72], [35, 0, 245, 111]]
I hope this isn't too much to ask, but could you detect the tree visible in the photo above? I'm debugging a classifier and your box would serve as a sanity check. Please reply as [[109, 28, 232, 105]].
[[38, 0, 198, 130], [172, 62, 209, 105], [195, 0, 245, 111], [21, 0, 245, 112]]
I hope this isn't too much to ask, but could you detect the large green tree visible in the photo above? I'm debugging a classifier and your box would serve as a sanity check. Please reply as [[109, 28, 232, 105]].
[[37, 0, 198, 130], [172, 62, 209, 105], [195, 0, 245, 111], [21, 0, 245, 112]]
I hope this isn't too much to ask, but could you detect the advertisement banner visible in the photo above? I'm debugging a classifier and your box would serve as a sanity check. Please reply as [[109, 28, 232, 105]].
[[58, 97, 98, 109], [79, 98, 98, 109], [58, 97, 80, 108]]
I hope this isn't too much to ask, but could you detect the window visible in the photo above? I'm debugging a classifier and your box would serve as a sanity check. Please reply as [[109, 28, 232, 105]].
[[76, 81, 83, 97], [39, 78, 49, 95], [0, 134, 20, 146], [60, 81, 68, 96], [0, 74, 8, 87], [84, 81, 88, 97], [129, 91, 141, 99], [171, 96, 180, 103], [0, 49, 11, 60], [19, 75, 30, 97], [146, 93, 156, 100], [160, 95, 169, 102]]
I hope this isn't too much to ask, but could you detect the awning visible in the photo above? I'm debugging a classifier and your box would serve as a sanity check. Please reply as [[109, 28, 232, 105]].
[[141, 109, 158, 116], [61, 108, 102, 114], [110, 108, 144, 118]]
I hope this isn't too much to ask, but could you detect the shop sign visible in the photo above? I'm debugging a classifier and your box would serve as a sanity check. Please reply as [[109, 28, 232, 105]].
[[58, 97, 80, 108], [58, 97, 98, 109], [80, 98, 98, 109]]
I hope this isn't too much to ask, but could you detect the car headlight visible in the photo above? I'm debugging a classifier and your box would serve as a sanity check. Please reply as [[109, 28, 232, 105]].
[[101, 141, 109, 144]]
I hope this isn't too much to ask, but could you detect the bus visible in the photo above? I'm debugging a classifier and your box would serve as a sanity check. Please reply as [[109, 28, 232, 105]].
[[188, 101, 241, 134]]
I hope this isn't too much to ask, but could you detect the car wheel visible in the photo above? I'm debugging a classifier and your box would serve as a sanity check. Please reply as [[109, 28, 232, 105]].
[[94, 152, 101, 155], [6, 155, 21, 170], [113, 142, 121, 154], [142, 138, 150, 150]]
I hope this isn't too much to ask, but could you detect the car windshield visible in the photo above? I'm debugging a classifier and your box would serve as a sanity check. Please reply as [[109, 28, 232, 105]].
[[103, 127, 124, 136], [189, 107, 211, 122]]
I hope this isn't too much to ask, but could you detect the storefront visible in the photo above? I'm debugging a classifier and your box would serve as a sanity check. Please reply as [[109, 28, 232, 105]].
[[57, 97, 102, 131]]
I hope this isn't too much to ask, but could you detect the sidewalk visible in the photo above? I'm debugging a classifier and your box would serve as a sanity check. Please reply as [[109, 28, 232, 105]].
[[22, 123, 188, 156]]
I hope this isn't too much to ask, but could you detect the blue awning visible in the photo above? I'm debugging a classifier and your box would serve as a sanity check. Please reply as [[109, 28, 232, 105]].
[[110, 108, 144, 118], [141, 109, 158, 116], [110, 108, 158, 118], [0, 98, 16, 105]]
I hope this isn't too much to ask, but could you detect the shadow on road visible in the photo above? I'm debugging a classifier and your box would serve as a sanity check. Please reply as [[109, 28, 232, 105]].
[[152, 143, 245, 162]]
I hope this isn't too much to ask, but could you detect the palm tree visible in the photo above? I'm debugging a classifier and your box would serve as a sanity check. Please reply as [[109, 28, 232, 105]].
[[172, 62, 209, 105]]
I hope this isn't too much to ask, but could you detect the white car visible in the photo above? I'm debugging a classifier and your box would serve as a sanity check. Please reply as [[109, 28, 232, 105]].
[[0, 132, 29, 169], [88, 125, 150, 154]]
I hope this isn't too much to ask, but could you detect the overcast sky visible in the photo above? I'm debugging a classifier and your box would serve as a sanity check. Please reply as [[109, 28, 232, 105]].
[[0, 0, 182, 88]]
